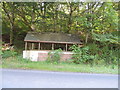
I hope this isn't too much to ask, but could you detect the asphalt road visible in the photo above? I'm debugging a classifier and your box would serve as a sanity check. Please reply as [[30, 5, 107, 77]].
[[2, 69, 118, 88]]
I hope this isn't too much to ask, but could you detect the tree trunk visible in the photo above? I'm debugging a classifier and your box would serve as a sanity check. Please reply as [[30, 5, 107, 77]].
[[3, 2, 15, 44], [10, 23, 14, 44], [85, 3, 90, 44], [10, 3, 15, 45], [67, 3, 77, 33], [68, 5, 72, 33]]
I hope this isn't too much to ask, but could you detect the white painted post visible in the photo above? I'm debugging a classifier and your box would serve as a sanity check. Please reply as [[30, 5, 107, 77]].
[[38, 42, 41, 50], [52, 43, 54, 50], [25, 42, 27, 50], [32, 43, 34, 50], [66, 44, 67, 51]]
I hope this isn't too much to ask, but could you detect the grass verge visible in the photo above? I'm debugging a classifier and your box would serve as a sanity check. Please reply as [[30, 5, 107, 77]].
[[2, 56, 118, 74]]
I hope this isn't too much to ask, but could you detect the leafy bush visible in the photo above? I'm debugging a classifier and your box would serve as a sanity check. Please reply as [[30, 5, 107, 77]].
[[92, 33, 119, 45], [16, 55, 31, 63], [0, 47, 3, 55], [70, 45, 95, 64], [2, 50, 18, 58], [99, 46, 118, 65], [46, 49, 62, 64], [70, 44, 118, 65]]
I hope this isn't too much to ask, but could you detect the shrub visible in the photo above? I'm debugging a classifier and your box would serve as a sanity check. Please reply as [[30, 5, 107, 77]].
[[46, 49, 62, 64], [70, 44, 118, 65], [0, 47, 3, 55], [16, 55, 31, 63], [2, 50, 18, 58], [70, 45, 95, 64], [99, 46, 118, 65]]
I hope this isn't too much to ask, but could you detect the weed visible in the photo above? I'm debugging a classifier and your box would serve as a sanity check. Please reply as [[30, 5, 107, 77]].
[[46, 49, 62, 64], [2, 50, 18, 58]]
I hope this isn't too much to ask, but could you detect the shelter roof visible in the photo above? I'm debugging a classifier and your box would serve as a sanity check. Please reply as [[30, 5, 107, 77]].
[[24, 32, 82, 44]]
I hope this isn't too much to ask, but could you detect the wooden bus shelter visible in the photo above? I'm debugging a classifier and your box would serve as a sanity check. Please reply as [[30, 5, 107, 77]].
[[23, 32, 82, 61]]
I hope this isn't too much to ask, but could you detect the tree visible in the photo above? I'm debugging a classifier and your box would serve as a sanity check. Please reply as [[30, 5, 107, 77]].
[[2, 2, 118, 46], [2, 2, 16, 44]]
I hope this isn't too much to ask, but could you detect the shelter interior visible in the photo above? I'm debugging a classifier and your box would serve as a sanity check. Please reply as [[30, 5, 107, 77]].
[[25, 42, 78, 51], [24, 32, 82, 51]]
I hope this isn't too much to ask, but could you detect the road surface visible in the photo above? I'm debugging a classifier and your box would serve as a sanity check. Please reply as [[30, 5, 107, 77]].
[[2, 69, 118, 88]]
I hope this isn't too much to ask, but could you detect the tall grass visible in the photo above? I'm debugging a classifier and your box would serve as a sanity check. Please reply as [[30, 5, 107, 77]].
[[2, 55, 118, 74]]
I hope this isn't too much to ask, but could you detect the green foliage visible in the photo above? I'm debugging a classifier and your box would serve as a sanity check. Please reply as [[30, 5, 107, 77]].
[[70, 45, 95, 64], [2, 2, 118, 34], [16, 55, 31, 63], [0, 51, 2, 55], [0, 46, 3, 55], [2, 50, 18, 58], [70, 44, 118, 66], [47, 49, 62, 64], [99, 46, 118, 65], [92, 33, 119, 45], [2, 55, 118, 74], [2, 2, 119, 66]]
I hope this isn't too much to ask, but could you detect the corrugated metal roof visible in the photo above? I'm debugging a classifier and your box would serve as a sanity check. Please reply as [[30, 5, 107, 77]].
[[24, 32, 82, 44]]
